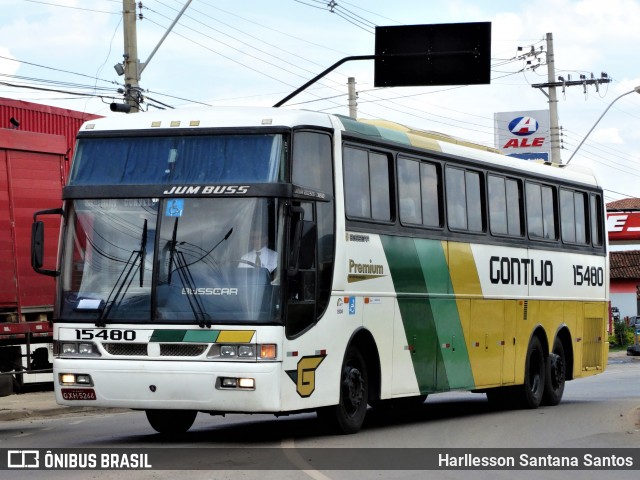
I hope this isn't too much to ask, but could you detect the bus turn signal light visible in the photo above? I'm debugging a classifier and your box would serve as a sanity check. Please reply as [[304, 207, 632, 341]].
[[260, 344, 276, 360]]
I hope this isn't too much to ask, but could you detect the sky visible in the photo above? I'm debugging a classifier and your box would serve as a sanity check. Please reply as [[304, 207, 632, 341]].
[[1, 0, 640, 205]]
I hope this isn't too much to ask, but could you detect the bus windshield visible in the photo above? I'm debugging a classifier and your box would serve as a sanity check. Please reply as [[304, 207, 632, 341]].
[[60, 197, 282, 325], [69, 134, 285, 185]]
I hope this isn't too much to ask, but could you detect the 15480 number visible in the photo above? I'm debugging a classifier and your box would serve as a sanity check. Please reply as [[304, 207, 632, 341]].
[[572, 265, 604, 287], [75, 329, 137, 341]]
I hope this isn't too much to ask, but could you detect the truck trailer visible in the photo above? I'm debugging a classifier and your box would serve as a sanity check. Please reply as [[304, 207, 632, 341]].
[[0, 99, 99, 395]]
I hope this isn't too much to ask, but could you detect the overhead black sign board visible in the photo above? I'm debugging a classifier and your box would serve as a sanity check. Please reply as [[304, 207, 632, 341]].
[[374, 22, 491, 87]]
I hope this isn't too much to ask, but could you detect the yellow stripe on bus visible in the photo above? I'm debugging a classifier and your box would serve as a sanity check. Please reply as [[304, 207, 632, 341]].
[[445, 242, 484, 387], [446, 242, 482, 296], [216, 330, 255, 343]]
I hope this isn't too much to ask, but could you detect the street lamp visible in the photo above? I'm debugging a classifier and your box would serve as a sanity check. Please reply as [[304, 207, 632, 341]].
[[565, 85, 640, 165]]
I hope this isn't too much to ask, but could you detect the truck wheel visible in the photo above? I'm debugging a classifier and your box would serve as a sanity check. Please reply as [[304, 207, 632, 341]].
[[0, 375, 12, 397], [516, 335, 546, 409], [317, 346, 368, 434], [542, 338, 566, 406], [145, 410, 197, 434]]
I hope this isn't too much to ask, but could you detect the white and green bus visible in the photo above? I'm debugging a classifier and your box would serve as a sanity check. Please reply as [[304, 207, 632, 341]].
[[32, 106, 608, 434]]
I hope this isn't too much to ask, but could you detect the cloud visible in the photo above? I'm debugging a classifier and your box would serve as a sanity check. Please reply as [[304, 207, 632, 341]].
[[0, 47, 18, 76], [592, 127, 624, 144]]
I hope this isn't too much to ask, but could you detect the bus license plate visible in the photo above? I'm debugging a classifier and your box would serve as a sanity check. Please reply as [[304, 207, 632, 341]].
[[61, 388, 96, 401]]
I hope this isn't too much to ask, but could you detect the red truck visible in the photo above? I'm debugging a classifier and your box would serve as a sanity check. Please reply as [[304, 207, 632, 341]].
[[0, 98, 99, 395]]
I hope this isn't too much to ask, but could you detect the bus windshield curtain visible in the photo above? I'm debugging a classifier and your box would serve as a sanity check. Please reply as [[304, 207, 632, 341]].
[[69, 134, 283, 185]]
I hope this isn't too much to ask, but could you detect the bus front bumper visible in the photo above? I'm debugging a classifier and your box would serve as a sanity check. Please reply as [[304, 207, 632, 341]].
[[53, 358, 282, 413]]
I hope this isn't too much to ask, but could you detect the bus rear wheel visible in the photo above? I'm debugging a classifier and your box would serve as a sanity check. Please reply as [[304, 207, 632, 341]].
[[145, 409, 197, 434], [542, 338, 566, 406], [317, 346, 368, 434], [516, 335, 546, 409]]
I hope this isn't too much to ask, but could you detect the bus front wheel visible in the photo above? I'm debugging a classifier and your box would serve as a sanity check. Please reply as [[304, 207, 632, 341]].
[[145, 409, 197, 434], [317, 346, 368, 434]]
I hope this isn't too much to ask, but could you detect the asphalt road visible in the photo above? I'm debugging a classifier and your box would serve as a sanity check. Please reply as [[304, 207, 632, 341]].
[[1, 352, 638, 480]]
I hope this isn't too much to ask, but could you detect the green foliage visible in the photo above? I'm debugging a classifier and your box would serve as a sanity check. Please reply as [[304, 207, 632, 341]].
[[612, 321, 635, 347]]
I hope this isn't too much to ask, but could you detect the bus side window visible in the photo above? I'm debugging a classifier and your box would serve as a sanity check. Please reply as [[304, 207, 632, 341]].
[[526, 182, 558, 241], [590, 194, 603, 247], [561, 188, 588, 245], [343, 146, 392, 222], [489, 175, 522, 236], [446, 166, 484, 232]]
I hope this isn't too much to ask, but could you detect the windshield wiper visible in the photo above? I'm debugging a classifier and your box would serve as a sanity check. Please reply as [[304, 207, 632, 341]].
[[95, 220, 147, 327], [140, 219, 148, 288], [167, 217, 211, 328]]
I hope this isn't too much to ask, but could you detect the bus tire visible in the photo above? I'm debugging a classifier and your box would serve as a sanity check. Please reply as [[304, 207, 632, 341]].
[[542, 338, 566, 406], [145, 409, 197, 434], [317, 346, 368, 434], [516, 335, 546, 409]]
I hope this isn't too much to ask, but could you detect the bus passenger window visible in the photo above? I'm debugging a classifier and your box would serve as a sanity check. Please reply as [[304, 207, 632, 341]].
[[446, 167, 467, 229], [526, 183, 544, 237], [541, 185, 557, 239], [369, 152, 391, 221], [343, 147, 391, 222], [561, 189, 588, 244], [527, 182, 557, 240], [446, 166, 483, 232], [590, 194, 603, 246], [420, 162, 441, 227], [398, 157, 422, 224], [505, 179, 523, 236], [489, 175, 508, 235], [466, 171, 483, 232], [489, 175, 522, 236], [343, 147, 371, 218]]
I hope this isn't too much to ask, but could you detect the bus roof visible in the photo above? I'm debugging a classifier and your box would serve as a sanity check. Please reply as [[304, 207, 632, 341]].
[[81, 106, 600, 189], [80, 106, 336, 132]]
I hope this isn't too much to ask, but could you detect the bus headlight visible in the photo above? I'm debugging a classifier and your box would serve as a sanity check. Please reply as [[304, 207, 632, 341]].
[[238, 345, 256, 358], [207, 344, 276, 361], [59, 373, 94, 386], [55, 341, 101, 358], [220, 345, 237, 358], [217, 377, 255, 390], [62, 343, 78, 355], [78, 343, 94, 355]]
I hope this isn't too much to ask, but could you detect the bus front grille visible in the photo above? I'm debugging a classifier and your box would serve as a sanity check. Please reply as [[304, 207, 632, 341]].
[[159, 344, 207, 357], [103, 343, 148, 356]]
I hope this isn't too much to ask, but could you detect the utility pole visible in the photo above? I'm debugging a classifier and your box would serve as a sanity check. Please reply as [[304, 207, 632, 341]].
[[112, 0, 192, 113], [122, 0, 141, 112], [531, 32, 611, 164], [347, 77, 357, 119], [546, 33, 560, 164]]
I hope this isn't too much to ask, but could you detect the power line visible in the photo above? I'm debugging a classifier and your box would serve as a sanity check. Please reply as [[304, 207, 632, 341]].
[[0, 55, 117, 86], [21, 0, 120, 14]]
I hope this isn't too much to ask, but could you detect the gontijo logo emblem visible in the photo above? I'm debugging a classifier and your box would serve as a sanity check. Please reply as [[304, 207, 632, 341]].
[[508, 116, 539, 136]]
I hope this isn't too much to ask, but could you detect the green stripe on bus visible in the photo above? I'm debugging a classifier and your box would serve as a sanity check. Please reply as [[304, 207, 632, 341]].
[[415, 240, 474, 390], [149, 330, 187, 342], [381, 236, 475, 393], [183, 330, 221, 343], [150, 330, 222, 343]]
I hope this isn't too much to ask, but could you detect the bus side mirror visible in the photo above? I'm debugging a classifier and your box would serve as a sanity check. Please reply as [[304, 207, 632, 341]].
[[31, 208, 63, 277]]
